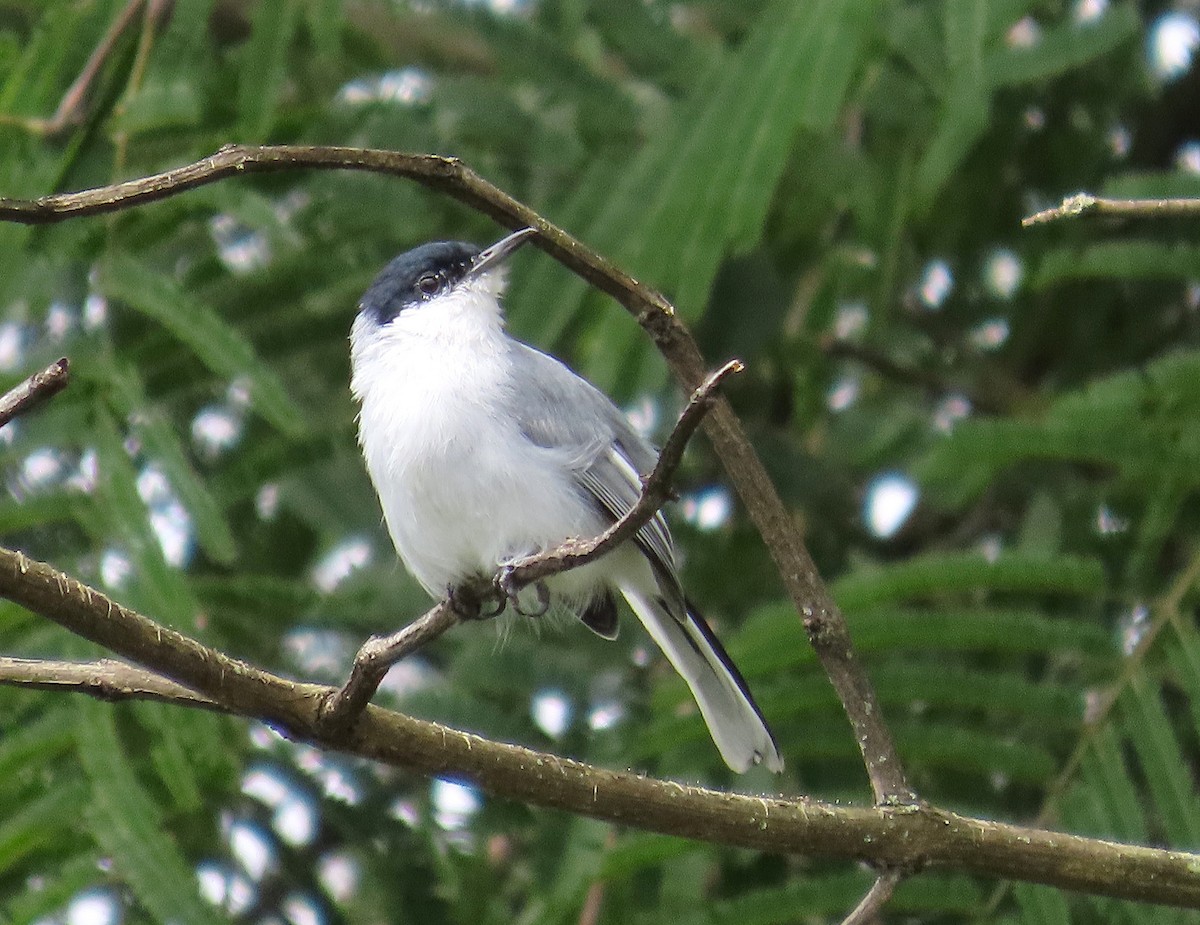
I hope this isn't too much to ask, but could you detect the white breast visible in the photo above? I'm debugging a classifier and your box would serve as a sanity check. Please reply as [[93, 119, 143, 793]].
[[350, 292, 604, 600]]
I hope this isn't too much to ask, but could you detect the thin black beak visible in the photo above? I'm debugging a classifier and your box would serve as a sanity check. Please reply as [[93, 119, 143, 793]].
[[469, 227, 537, 278]]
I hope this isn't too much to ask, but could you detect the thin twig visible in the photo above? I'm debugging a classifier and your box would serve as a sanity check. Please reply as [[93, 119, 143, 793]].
[[112, 0, 174, 173], [0, 655, 221, 711], [576, 828, 619, 925], [822, 337, 949, 395], [500, 359, 742, 592], [577, 880, 606, 925], [0, 0, 149, 137], [0, 546, 1198, 907], [840, 870, 904, 925], [0, 144, 913, 804], [319, 361, 741, 733], [821, 337, 1013, 415], [0, 358, 70, 429], [317, 601, 458, 732], [1023, 193, 1200, 227]]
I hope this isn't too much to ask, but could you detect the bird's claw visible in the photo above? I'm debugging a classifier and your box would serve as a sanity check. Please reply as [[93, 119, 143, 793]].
[[448, 583, 506, 620], [514, 580, 551, 618], [495, 568, 550, 618], [479, 593, 507, 619]]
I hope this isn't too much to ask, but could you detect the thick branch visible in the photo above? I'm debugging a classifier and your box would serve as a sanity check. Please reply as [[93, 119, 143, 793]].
[[0, 358, 70, 428], [0, 547, 1198, 907], [1023, 193, 1200, 226], [0, 145, 911, 803]]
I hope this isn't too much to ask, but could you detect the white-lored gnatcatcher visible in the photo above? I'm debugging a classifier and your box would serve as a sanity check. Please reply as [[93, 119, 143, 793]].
[[350, 228, 782, 773]]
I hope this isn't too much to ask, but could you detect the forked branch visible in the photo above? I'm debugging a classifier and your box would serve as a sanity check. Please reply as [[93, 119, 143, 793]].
[[0, 144, 911, 805], [0, 547, 1196, 907], [0, 655, 220, 711]]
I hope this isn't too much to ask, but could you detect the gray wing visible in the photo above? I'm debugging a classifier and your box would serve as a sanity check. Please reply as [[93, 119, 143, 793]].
[[503, 341, 679, 596]]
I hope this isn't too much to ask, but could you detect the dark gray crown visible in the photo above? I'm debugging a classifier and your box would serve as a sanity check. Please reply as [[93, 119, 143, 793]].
[[360, 240, 481, 324]]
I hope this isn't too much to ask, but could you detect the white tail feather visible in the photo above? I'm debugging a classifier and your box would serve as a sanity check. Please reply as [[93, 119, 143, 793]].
[[620, 585, 783, 773]]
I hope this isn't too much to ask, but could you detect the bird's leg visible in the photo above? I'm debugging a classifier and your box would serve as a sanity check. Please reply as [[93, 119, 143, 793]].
[[494, 563, 519, 604], [494, 556, 550, 618]]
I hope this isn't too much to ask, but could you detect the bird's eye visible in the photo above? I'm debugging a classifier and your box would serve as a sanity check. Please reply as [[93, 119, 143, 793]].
[[417, 273, 441, 295]]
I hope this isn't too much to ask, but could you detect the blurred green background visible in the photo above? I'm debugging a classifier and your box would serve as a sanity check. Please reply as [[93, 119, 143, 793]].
[[1, 0, 1199, 922]]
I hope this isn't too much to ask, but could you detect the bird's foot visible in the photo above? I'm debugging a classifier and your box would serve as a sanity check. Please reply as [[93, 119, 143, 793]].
[[448, 582, 507, 621], [494, 567, 550, 619]]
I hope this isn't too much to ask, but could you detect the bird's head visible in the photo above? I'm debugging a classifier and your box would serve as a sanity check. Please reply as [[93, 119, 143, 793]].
[[355, 228, 537, 337]]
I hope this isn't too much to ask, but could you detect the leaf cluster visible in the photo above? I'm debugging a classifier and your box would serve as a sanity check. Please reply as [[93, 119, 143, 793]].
[[0, 1, 1197, 923]]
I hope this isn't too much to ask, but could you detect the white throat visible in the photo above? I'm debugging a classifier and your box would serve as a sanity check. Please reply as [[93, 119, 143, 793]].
[[348, 268, 525, 594]]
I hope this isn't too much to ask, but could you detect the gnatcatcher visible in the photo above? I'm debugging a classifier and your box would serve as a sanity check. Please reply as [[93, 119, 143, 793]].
[[350, 227, 782, 773]]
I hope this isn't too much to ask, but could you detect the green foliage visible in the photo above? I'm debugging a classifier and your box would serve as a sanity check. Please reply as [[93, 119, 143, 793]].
[[0, 1, 1197, 923], [513, 0, 875, 394], [75, 699, 227, 925]]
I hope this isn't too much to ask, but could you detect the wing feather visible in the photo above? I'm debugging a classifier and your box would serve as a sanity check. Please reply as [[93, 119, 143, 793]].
[[503, 342, 783, 773], [503, 342, 679, 598]]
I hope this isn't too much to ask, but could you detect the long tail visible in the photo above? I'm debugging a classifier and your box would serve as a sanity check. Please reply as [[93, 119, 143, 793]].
[[619, 585, 783, 773]]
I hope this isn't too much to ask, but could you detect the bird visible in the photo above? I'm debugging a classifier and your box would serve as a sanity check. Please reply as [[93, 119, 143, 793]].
[[349, 227, 782, 773]]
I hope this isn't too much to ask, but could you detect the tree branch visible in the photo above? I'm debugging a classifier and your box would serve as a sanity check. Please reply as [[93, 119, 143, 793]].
[[840, 870, 904, 925], [1023, 192, 1200, 226], [0, 655, 221, 711], [112, 0, 174, 172], [0, 358, 70, 429], [0, 144, 911, 803], [1030, 547, 1200, 833], [0, 547, 1198, 907], [316, 600, 457, 732], [820, 337, 1015, 416], [577, 829, 619, 925], [0, 0, 152, 137]]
